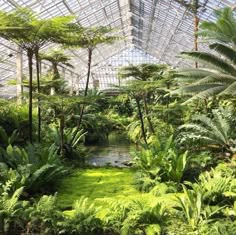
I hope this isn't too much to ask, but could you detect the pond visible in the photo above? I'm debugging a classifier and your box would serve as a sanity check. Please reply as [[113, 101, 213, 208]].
[[86, 132, 135, 167]]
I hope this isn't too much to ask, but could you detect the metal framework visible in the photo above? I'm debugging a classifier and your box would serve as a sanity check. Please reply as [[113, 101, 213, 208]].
[[0, 0, 235, 95]]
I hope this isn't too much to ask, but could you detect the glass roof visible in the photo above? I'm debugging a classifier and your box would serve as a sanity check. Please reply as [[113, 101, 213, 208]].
[[0, 0, 235, 95]]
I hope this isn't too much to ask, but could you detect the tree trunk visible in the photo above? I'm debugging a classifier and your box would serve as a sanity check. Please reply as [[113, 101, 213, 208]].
[[50, 62, 59, 95], [60, 114, 65, 157], [194, 15, 199, 68], [166, 82, 170, 123], [27, 50, 34, 144], [77, 48, 92, 128], [193, 0, 199, 68], [135, 97, 147, 144], [143, 93, 155, 134], [70, 48, 93, 145], [35, 49, 41, 143]]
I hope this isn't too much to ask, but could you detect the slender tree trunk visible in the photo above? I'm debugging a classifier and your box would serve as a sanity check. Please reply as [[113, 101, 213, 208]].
[[135, 97, 147, 144], [27, 50, 34, 144], [194, 15, 199, 68], [70, 48, 93, 145], [193, 0, 199, 68], [35, 49, 41, 142], [60, 114, 65, 157], [77, 48, 92, 129], [166, 83, 170, 123], [50, 63, 59, 95], [143, 93, 155, 134]]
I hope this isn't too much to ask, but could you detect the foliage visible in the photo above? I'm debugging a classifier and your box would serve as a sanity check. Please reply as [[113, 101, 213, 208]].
[[0, 185, 28, 234], [40, 49, 73, 94], [0, 101, 35, 143], [198, 7, 236, 46], [0, 144, 68, 194], [173, 7, 236, 102], [201, 220, 236, 235], [186, 164, 236, 205], [60, 197, 103, 235], [103, 198, 169, 235], [26, 195, 64, 234], [175, 185, 223, 232], [0, 7, 74, 143], [133, 135, 189, 191], [177, 107, 236, 153], [49, 126, 86, 159]]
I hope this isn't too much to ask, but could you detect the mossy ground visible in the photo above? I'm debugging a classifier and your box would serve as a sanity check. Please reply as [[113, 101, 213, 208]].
[[56, 167, 178, 209]]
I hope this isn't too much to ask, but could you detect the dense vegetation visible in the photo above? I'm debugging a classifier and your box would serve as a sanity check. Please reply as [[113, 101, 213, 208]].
[[0, 6, 235, 235]]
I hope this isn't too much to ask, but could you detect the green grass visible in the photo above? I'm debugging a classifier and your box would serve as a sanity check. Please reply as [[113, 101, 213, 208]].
[[56, 167, 179, 209]]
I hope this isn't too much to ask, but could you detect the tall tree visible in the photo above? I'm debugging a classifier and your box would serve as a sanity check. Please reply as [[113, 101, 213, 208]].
[[62, 25, 119, 129], [40, 49, 74, 95], [60, 25, 119, 144], [119, 63, 169, 134], [0, 8, 73, 143]]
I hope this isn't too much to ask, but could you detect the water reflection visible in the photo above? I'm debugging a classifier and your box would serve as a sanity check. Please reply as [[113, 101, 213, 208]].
[[86, 132, 135, 167]]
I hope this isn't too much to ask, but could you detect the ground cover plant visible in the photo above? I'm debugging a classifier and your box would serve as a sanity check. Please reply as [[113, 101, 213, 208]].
[[0, 5, 235, 235]]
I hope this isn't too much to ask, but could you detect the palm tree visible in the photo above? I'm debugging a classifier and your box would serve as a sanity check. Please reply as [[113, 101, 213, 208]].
[[119, 63, 169, 134], [173, 7, 236, 103]]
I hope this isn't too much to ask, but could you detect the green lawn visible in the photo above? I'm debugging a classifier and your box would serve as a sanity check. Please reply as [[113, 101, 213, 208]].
[[56, 168, 178, 209]]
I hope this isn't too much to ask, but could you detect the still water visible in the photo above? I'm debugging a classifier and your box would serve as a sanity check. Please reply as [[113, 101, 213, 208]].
[[86, 132, 135, 167]]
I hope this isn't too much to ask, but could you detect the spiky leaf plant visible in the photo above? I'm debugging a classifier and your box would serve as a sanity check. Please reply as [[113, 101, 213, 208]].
[[177, 108, 236, 153], [173, 7, 236, 103]]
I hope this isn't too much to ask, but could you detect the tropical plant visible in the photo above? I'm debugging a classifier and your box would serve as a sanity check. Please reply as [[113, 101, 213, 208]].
[[177, 108, 236, 154], [26, 195, 64, 234], [39, 94, 82, 157], [0, 8, 73, 143], [133, 135, 189, 191], [40, 49, 74, 95], [201, 220, 236, 235], [0, 127, 18, 148], [63, 25, 119, 135], [0, 185, 28, 234], [175, 185, 223, 232], [186, 166, 235, 205], [50, 126, 86, 159], [103, 198, 169, 235], [0, 144, 68, 194], [198, 7, 236, 46], [0, 101, 33, 143], [59, 196, 103, 235], [173, 7, 236, 103], [118, 64, 171, 141]]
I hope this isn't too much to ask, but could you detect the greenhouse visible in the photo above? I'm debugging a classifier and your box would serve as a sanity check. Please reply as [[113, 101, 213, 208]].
[[0, 0, 236, 234]]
